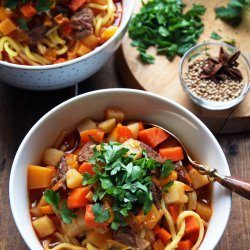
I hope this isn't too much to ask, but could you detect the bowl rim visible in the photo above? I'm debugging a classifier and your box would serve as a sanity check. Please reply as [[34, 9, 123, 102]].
[[0, 0, 135, 70], [9, 88, 232, 250], [179, 41, 250, 110]]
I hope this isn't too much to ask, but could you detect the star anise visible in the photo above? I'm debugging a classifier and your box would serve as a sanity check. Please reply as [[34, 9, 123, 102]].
[[200, 46, 243, 83]]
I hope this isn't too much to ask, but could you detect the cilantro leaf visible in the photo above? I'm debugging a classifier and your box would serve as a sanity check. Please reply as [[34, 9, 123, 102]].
[[36, 0, 54, 12], [17, 18, 28, 31], [210, 31, 222, 40], [4, 0, 18, 9], [44, 189, 60, 209], [44, 190, 76, 224], [160, 160, 174, 179], [92, 203, 110, 222], [162, 180, 174, 192], [61, 201, 77, 224], [128, 0, 206, 63]]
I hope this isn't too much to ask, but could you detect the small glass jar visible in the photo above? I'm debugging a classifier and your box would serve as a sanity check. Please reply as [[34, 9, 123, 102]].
[[179, 42, 250, 110]]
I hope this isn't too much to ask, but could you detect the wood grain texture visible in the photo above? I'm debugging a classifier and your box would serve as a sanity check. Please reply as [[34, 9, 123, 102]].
[[118, 0, 250, 134], [0, 55, 249, 250]]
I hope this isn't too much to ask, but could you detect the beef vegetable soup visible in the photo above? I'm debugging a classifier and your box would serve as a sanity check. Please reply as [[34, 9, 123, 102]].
[[0, 0, 122, 65], [28, 108, 213, 250]]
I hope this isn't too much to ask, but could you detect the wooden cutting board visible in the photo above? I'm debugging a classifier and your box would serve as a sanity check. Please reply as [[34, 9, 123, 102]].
[[116, 0, 250, 134]]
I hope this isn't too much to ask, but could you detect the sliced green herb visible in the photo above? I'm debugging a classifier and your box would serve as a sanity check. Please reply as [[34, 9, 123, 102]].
[[162, 180, 174, 192], [128, 0, 206, 63], [210, 31, 222, 40], [44, 190, 76, 224], [92, 203, 110, 222], [17, 18, 29, 31], [160, 159, 174, 179]]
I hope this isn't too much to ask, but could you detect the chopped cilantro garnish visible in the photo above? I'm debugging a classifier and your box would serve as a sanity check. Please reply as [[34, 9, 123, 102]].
[[210, 31, 222, 40], [44, 189, 76, 224], [128, 0, 206, 63], [162, 180, 174, 192], [160, 160, 174, 179], [92, 203, 110, 222]]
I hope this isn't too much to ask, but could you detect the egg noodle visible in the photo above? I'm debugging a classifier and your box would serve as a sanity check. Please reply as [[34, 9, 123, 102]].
[[0, 0, 120, 65]]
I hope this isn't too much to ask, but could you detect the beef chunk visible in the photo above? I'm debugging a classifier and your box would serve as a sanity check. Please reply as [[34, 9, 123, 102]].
[[150, 181, 162, 209], [114, 228, 150, 249], [175, 161, 192, 186], [140, 142, 166, 164], [77, 141, 95, 164], [70, 7, 94, 39], [27, 14, 49, 44], [51, 156, 68, 189]]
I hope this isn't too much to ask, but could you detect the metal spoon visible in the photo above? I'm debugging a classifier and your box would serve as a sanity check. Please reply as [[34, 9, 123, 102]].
[[145, 123, 250, 200]]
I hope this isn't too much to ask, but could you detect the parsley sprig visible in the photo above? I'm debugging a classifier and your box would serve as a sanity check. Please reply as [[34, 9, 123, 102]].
[[128, 0, 206, 64], [44, 189, 77, 224], [83, 141, 174, 229]]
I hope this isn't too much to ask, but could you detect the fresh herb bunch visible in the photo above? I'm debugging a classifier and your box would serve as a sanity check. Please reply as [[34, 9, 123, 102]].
[[215, 0, 250, 26], [83, 141, 174, 230], [128, 0, 206, 64], [4, 0, 54, 12]]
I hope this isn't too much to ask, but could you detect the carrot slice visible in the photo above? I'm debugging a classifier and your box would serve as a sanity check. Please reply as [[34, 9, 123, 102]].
[[152, 239, 165, 250], [138, 127, 169, 148], [168, 204, 179, 224], [80, 128, 104, 145], [69, 0, 86, 12], [40, 205, 54, 215], [117, 125, 133, 143], [159, 146, 184, 161], [153, 225, 172, 245], [20, 4, 37, 19], [177, 240, 193, 250], [85, 204, 108, 228], [78, 162, 95, 175], [185, 216, 200, 235], [67, 186, 90, 209]]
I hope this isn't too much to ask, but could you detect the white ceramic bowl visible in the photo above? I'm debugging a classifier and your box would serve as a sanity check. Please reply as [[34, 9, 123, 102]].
[[9, 88, 231, 250], [0, 1, 134, 90]]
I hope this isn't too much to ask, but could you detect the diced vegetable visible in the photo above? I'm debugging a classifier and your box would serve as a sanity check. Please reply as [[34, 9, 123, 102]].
[[30, 195, 48, 217], [104, 108, 124, 122], [159, 146, 184, 161], [80, 128, 104, 145], [78, 162, 95, 175], [28, 165, 55, 189], [66, 168, 83, 188], [100, 26, 118, 43], [0, 7, 12, 21], [98, 118, 116, 133], [163, 181, 188, 205], [77, 117, 97, 133], [85, 204, 108, 228], [0, 18, 17, 35], [117, 125, 134, 143], [127, 122, 140, 139], [67, 186, 90, 208], [20, 3, 37, 19], [86, 229, 113, 248], [39, 205, 54, 215], [168, 204, 179, 224], [42, 148, 64, 166], [82, 34, 99, 50], [184, 216, 200, 235], [32, 215, 56, 238], [123, 138, 142, 160], [69, 0, 86, 12], [158, 170, 178, 186], [65, 153, 79, 169], [152, 239, 165, 250], [196, 202, 213, 222], [136, 204, 163, 230], [62, 209, 87, 237], [138, 127, 169, 148], [177, 240, 193, 250], [153, 225, 172, 245], [188, 168, 209, 189]]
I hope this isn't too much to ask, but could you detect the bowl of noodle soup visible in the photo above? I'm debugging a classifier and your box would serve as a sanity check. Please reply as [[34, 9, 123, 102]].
[[0, 0, 134, 90], [9, 89, 231, 250]]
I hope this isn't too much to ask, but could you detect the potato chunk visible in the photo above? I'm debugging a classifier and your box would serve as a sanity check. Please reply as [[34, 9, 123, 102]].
[[66, 168, 83, 189], [77, 117, 97, 133], [104, 108, 124, 122], [163, 181, 188, 205], [98, 118, 116, 133], [188, 168, 210, 189], [127, 122, 140, 139], [123, 139, 142, 160], [42, 148, 64, 166], [32, 215, 56, 238]]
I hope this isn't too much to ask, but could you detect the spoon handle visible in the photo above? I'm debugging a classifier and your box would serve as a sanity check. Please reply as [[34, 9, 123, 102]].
[[214, 173, 250, 200]]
